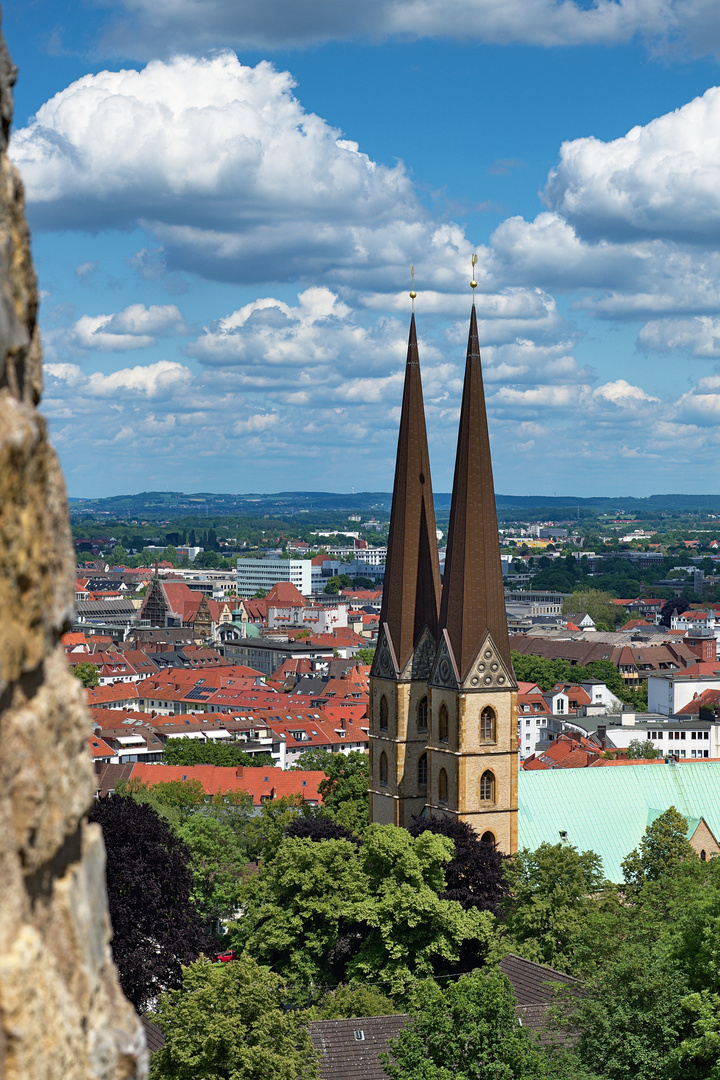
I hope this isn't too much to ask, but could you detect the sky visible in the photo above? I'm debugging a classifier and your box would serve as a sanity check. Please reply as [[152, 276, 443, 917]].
[[6, 0, 720, 499]]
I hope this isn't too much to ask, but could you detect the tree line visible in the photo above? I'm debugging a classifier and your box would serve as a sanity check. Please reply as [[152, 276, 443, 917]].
[[88, 745, 720, 1080]]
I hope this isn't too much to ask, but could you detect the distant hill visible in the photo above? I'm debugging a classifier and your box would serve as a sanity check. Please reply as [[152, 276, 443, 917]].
[[67, 490, 720, 521]]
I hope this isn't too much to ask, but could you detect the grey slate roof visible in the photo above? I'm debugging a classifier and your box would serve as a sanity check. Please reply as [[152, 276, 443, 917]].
[[138, 958, 579, 1066], [499, 953, 578, 1006], [500, 953, 580, 1047], [289, 677, 330, 696], [93, 761, 134, 796], [141, 1016, 165, 1054], [310, 1015, 407, 1080]]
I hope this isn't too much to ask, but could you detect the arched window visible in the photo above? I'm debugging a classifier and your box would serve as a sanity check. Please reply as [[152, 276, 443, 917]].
[[701, 849, 707, 862], [480, 706, 496, 742], [379, 695, 388, 731], [417, 696, 428, 732], [418, 752, 428, 788], [438, 768, 448, 803], [379, 752, 388, 787], [439, 703, 448, 743], [479, 770, 496, 803], [481, 831, 496, 845]]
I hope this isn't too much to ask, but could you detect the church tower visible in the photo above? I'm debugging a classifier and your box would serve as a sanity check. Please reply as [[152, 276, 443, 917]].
[[369, 306, 442, 827], [426, 288, 518, 851]]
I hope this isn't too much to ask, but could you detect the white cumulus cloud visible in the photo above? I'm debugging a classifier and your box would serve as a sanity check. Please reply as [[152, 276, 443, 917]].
[[637, 316, 720, 357], [12, 54, 456, 288], [593, 379, 661, 406], [71, 304, 188, 351], [187, 287, 413, 375], [544, 86, 720, 243], [45, 359, 193, 397]]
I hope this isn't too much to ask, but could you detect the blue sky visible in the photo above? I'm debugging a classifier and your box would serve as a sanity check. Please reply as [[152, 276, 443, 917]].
[[6, 0, 720, 498]]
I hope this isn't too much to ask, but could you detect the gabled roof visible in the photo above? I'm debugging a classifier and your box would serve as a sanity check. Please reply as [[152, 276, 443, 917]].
[[517, 681, 544, 694], [88, 736, 115, 758], [129, 763, 325, 804], [266, 581, 307, 606], [310, 1016, 408, 1080], [86, 684, 141, 705], [675, 688, 720, 715], [499, 953, 578, 1006], [552, 684, 593, 706]]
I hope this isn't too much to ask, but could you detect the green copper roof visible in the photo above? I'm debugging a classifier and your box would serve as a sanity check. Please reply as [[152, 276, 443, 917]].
[[518, 763, 720, 883]]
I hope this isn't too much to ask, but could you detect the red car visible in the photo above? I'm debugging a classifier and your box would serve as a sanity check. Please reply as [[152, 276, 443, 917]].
[[215, 950, 237, 963]]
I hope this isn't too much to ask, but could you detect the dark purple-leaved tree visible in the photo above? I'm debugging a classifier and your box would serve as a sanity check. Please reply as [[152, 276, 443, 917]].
[[285, 816, 361, 844], [659, 596, 690, 627], [408, 815, 508, 915], [89, 795, 209, 1012]]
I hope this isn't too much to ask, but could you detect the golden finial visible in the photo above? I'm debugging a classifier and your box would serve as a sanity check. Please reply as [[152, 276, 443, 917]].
[[409, 265, 416, 312], [470, 253, 478, 300]]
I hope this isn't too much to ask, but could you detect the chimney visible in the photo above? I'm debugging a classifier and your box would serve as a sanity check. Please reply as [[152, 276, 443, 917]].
[[597, 724, 606, 748]]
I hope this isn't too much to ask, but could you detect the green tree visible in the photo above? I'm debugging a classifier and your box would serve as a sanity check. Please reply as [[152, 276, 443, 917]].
[[162, 544, 179, 567], [571, 951, 691, 1080], [293, 747, 335, 772], [178, 814, 249, 926], [510, 651, 646, 711], [235, 834, 369, 987], [242, 793, 311, 863], [150, 955, 318, 1080], [116, 776, 207, 825], [348, 826, 495, 996], [503, 843, 607, 972], [236, 826, 494, 998], [194, 549, 224, 569], [382, 968, 547, 1080], [317, 750, 369, 833], [626, 738, 662, 759], [163, 737, 273, 769], [311, 982, 398, 1020], [72, 661, 100, 687], [669, 990, 720, 1080], [622, 806, 697, 892], [562, 589, 623, 630], [354, 647, 376, 665], [109, 543, 128, 565]]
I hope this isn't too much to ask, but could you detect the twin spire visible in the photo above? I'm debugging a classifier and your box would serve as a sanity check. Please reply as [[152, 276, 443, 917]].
[[375, 263, 511, 683], [376, 311, 441, 675]]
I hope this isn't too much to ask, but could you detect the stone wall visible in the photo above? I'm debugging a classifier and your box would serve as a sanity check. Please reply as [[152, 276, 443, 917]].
[[0, 26, 148, 1080]]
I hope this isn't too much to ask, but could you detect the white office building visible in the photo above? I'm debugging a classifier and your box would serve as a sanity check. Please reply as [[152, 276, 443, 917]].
[[237, 557, 312, 597]]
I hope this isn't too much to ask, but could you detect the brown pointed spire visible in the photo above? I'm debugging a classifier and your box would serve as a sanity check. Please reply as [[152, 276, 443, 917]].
[[377, 313, 441, 674], [439, 304, 512, 679]]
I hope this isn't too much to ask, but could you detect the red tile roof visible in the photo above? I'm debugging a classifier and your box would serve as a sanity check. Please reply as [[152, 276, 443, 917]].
[[266, 581, 307, 606], [129, 763, 325, 805], [88, 736, 115, 758], [86, 684, 141, 706], [675, 688, 720, 715]]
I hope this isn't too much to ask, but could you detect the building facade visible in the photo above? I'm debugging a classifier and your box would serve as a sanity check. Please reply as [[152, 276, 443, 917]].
[[236, 557, 312, 597], [369, 304, 518, 852]]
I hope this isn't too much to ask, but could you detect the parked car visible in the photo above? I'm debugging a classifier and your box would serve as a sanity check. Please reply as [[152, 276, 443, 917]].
[[215, 950, 237, 963]]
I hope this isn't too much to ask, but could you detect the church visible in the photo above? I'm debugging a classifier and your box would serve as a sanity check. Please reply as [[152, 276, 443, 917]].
[[368, 286, 518, 853]]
